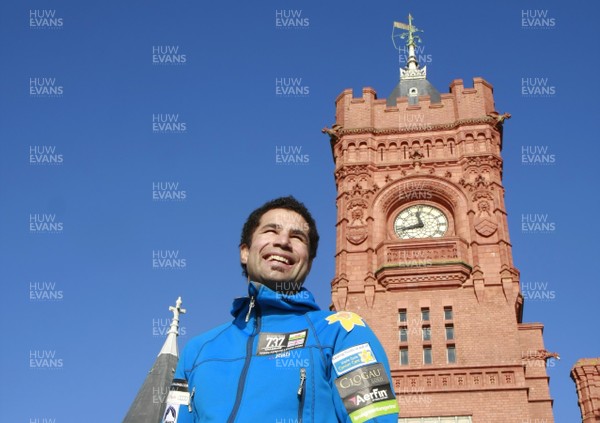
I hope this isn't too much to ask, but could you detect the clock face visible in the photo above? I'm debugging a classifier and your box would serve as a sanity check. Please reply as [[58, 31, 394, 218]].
[[394, 205, 448, 239]]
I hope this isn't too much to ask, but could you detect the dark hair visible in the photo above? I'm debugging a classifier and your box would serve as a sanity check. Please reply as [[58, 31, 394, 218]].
[[240, 196, 319, 277]]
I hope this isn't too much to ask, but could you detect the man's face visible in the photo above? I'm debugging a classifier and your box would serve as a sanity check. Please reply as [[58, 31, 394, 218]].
[[240, 208, 312, 292]]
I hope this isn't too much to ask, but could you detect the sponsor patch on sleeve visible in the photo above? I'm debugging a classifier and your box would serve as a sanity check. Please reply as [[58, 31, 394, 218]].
[[162, 379, 191, 423], [332, 343, 377, 376], [326, 311, 366, 332], [257, 329, 308, 356], [334, 364, 399, 423]]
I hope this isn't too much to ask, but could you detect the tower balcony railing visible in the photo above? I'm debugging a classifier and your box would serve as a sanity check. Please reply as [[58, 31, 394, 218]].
[[375, 237, 472, 289]]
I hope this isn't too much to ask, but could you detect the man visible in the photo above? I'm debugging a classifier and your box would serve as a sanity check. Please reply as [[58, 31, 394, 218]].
[[169, 196, 399, 422]]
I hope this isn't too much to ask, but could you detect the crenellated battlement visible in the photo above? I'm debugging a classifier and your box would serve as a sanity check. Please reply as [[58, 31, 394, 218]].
[[335, 78, 496, 131]]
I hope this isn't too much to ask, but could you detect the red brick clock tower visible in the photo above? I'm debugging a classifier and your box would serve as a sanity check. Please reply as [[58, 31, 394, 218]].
[[324, 15, 555, 423]]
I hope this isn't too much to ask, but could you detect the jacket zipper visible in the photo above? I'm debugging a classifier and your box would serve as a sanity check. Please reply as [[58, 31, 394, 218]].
[[245, 296, 255, 323], [297, 367, 306, 423], [227, 296, 260, 423], [187, 386, 195, 412]]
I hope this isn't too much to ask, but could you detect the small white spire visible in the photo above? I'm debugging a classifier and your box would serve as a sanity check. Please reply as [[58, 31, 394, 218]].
[[158, 296, 186, 357]]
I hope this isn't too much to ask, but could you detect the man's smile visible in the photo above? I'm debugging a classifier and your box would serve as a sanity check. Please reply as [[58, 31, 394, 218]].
[[264, 253, 294, 265]]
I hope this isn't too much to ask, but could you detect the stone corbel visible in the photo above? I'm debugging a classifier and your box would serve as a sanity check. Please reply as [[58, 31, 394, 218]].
[[364, 273, 376, 308], [332, 275, 348, 311], [472, 266, 485, 303], [500, 265, 515, 303]]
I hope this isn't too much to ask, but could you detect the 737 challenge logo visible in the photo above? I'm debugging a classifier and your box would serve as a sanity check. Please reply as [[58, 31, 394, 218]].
[[257, 330, 308, 356]]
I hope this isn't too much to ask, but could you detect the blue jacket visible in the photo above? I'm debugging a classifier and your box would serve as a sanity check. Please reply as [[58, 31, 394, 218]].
[[172, 282, 399, 422]]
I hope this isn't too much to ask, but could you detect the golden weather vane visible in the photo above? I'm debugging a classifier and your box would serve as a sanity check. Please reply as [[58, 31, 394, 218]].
[[392, 13, 423, 50]]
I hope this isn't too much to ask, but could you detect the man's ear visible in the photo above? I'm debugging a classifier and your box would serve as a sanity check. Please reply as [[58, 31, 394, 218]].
[[240, 244, 249, 265]]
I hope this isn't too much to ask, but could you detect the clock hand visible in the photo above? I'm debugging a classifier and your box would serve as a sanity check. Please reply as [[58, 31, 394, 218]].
[[414, 212, 424, 228], [398, 212, 425, 231], [399, 224, 419, 231]]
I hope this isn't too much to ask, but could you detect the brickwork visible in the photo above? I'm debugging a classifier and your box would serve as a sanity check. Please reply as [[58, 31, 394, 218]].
[[328, 78, 554, 422], [571, 358, 600, 422]]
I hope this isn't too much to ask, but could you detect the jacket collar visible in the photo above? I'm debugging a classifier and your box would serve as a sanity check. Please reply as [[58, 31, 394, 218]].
[[231, 281, 320, 319]]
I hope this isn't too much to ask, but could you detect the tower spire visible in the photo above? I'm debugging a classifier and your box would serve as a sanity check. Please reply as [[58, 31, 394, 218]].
[[123, 297, 186, 423], [388, 13, 440, 106], [392, 13, 427, 80], [159, 296, 186, 357]]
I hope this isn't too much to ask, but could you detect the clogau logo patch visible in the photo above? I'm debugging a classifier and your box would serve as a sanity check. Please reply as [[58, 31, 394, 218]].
[[335, 363, 389, 396]]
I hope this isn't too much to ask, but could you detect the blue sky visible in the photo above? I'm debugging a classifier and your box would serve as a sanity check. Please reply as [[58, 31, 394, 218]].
[[1, 0, 599, 421]]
